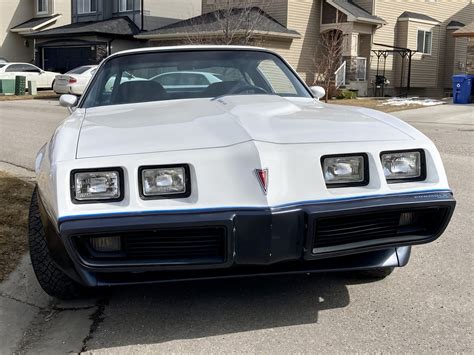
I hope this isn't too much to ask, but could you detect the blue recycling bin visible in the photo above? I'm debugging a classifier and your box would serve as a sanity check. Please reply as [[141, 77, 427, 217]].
[[452, 74, 472, 104]]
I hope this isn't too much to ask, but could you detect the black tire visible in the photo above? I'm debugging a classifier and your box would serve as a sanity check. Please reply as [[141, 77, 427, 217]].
[[28, 188, 88, 299], [353, 267, 395, 280]]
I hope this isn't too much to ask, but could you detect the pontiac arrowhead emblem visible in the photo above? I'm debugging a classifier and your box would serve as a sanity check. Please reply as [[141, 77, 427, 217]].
[[255, 169, 268, 194]]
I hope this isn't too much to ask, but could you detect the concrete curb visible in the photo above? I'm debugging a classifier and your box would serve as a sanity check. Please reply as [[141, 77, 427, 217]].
[[0, 161, 35, 181]]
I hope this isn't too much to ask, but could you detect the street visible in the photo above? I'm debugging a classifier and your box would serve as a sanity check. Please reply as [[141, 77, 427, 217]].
[[0, 99, 472, 354]]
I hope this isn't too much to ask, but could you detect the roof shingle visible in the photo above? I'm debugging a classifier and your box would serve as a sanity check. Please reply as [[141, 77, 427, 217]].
[[447, 20, 465, 28], [136, 7, 300, 39], [11, 15, 61, 31], [453, 22, 474, 37], [24, 17, 140, 38], [329, 0, 386, 24], [398, 11, 440, 23]]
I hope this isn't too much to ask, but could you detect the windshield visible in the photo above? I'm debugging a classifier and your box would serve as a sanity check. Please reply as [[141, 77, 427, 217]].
[[81, 50, 311, 108]]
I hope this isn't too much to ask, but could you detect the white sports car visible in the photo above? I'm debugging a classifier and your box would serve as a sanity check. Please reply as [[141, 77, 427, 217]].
[[31, 46, 455, 299], [0, 62, 59, 89]]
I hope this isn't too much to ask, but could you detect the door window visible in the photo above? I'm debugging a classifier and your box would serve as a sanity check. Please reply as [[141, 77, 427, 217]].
[[21, 64, 41, 73], [355, 57, 367, 81]]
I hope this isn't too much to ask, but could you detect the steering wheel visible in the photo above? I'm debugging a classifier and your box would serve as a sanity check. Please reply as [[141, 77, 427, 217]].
[[229, 84, 268, 95]]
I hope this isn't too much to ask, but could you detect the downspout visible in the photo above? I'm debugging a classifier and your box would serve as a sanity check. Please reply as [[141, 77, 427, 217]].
[[108, 38, 115, 55], [141, 0, 144, 31], [436, 24, 442, 89]]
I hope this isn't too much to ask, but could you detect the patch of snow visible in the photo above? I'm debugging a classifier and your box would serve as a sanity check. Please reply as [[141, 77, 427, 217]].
[[380, 97, 445, 107]]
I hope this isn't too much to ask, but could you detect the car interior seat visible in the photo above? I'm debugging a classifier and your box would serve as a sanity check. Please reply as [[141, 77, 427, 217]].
[[113, 80, 168, 104], [201, 81, 245, 97]]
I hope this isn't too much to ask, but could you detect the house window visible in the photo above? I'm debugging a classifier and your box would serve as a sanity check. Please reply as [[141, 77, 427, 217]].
[[417, 30, 432, 54], [77, 0, 97, 14], [37, 0, 48, 14], [119, 0, 134, 12]]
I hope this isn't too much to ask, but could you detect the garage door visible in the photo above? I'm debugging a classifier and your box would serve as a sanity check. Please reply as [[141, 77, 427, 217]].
[[43, 46, 97, 73]]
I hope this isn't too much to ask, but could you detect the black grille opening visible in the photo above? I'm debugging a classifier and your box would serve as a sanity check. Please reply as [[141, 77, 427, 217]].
[[74, 226, 227, 265], [313, 207, 449, 250]]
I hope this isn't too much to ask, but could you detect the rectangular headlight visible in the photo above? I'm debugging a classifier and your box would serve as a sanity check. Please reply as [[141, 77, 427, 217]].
[[139, 165, 190, 198], [380, 150, 425, 182], [321, 154, 368, 187], [72, 168, 123, 202]]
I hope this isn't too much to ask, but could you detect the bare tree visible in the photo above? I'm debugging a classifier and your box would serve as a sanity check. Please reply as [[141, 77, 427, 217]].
[[313, 25, 345, 102], [184, 0, 272, 46]]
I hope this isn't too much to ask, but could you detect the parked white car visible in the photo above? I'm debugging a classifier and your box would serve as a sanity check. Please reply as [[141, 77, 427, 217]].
[[53, 65, 97, 95], [0, 63, 58, 88], [31, 46, 455, 299]]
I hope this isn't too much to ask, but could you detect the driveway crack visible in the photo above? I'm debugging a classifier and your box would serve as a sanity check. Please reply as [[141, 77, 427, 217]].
[[80, 298, 108, 353], [0, 292, 45, 310]]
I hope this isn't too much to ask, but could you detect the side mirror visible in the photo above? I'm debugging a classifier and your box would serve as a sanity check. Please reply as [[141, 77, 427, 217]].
[[310, 86, 326, 100], [59, 94, 78, 112]]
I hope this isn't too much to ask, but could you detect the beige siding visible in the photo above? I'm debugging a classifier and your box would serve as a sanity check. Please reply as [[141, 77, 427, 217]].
[[0, 0, 71, 63], [52, 1, 72, 28], [265, 0, 320, 84], [407, 21, 442, 88], [145, 0, 202, 28], [467, 37, 474, 74], [0, 0, 34, 62], [389, 20, 408, 88], [444, 30, 456, 87], [371, 0, 474, 94], [353, 0, 374, 14], [452, 36, 469, 75], [202, 0, 288, 26]]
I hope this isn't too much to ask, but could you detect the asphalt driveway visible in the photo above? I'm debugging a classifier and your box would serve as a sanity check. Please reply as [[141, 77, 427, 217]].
[[0, 100, 472, 354]]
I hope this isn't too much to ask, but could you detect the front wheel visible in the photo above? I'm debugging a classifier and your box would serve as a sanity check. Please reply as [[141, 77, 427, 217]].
[[28, 188, 89, 299]]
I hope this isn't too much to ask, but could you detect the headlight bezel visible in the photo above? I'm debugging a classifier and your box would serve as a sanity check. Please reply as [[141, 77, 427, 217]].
[[70, 167, 124, 204], [380, 149, 426, 183], [320, 153, 369, 188], [138, 164, 191, 200]]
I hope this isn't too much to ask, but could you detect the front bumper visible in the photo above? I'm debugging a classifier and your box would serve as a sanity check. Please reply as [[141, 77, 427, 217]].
[[40, 191, 455, 287]]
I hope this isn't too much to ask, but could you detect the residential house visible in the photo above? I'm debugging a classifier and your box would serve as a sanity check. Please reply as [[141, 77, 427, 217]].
[[0, 0, 71, 63], [4, 0, 201, 73], [138, 0, 474, 97]]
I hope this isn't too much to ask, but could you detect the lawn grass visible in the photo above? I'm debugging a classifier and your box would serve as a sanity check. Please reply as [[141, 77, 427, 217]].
[[327, 99, 427, 113], [0, 172, 34, 281], [0, 91, 59, 101]]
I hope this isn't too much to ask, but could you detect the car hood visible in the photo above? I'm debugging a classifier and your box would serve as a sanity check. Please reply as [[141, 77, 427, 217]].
[[76, 95, 414, 158]]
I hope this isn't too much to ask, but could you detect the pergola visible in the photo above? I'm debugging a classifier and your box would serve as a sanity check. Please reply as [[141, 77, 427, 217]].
[[371, 43, 416, 97]]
